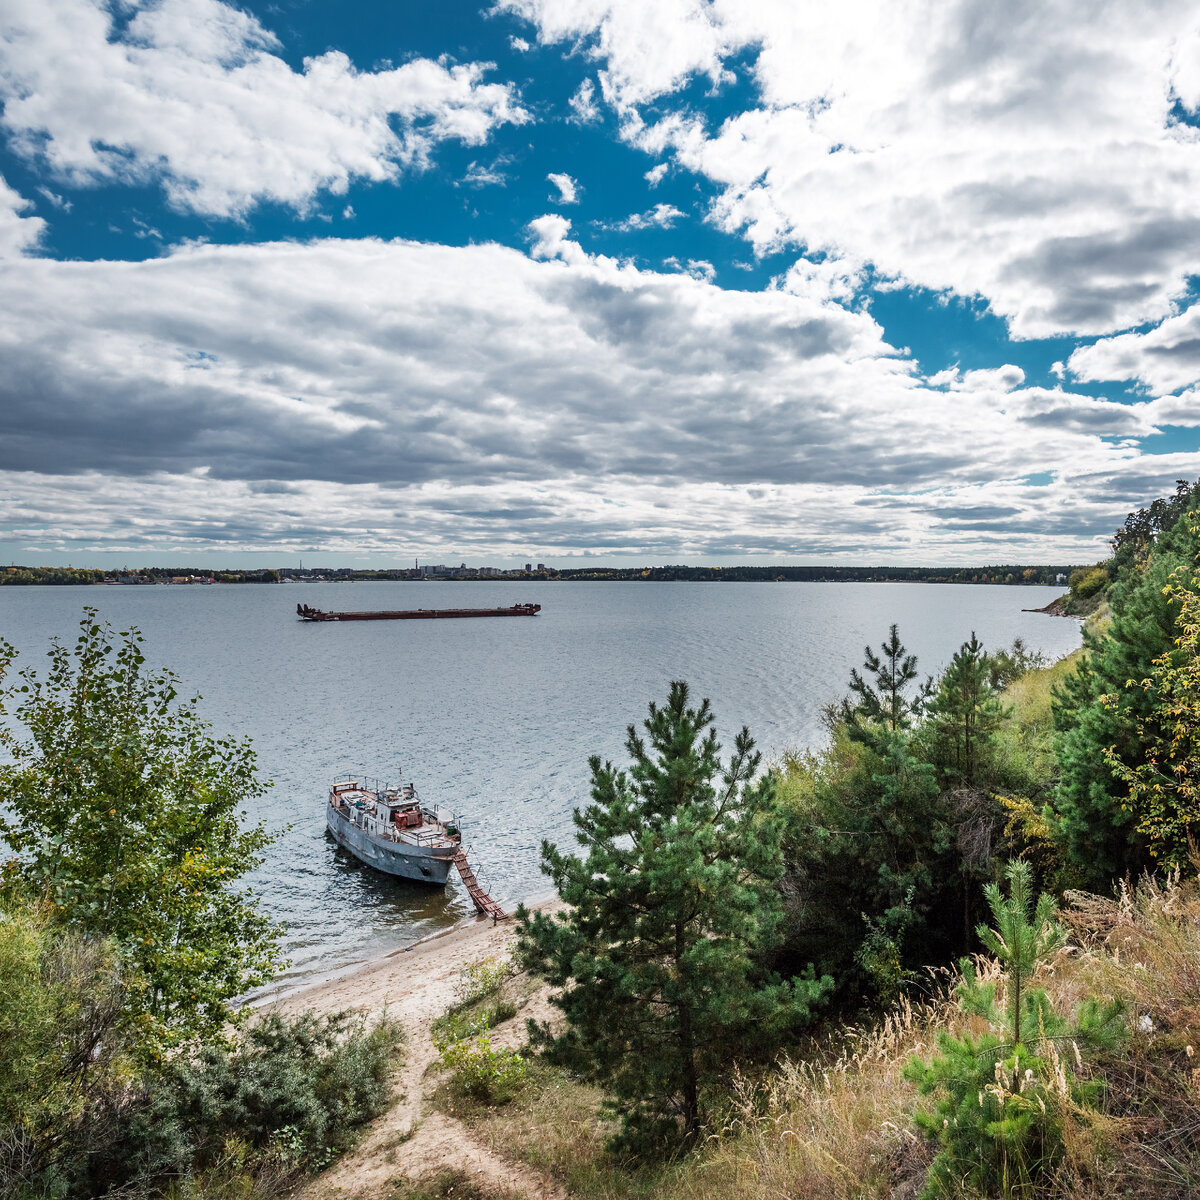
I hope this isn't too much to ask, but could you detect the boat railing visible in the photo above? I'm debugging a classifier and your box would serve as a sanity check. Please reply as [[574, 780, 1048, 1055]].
[[390, 828, 447, 847]]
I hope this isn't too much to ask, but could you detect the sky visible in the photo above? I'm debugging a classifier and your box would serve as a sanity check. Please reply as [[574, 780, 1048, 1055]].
[[2, 1, 1200, 568]]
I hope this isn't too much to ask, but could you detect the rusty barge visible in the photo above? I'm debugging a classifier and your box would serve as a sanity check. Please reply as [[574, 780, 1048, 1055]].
[[297, 602, 540, 621]]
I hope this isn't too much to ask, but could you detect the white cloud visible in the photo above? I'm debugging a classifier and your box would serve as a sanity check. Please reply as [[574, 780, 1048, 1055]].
[[0, 232, 1193, 559], [1068, 302, 1200, 396], [644, 163, 668, 187], [496, 0, 736, 111], [567, 78, 602, 123], [0, 176, 44, 258], [547, 171, 579, 203], [463, 159, 510, 188], [608, 202, 686, 231], [0, 0, 526, 218], [781, 258, 863, 305], [510, 35, 532, 52], [503, 0, 1200, 342]]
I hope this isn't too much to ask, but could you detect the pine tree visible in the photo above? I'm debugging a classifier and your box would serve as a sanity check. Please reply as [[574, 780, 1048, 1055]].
[[1050, 509, 1200, 888], [516, 681, 831, 1148], [840, 623, 933, 734], [925, 632, 1007, 786], [905, 861, 1124, 1199]]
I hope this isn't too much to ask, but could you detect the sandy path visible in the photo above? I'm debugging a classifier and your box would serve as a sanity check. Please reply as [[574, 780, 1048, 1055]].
[[267, 907, 567, 1200]]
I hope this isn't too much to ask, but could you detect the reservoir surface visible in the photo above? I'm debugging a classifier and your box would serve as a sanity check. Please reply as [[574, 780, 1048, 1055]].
[[0, 581, 1083, 989]]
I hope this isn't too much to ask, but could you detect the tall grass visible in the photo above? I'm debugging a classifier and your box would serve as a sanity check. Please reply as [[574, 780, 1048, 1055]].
[[456, 876, 1200, 1200]]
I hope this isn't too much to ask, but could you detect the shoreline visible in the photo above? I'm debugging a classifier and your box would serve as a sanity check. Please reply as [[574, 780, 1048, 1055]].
[[261, 896, 563, 1021]]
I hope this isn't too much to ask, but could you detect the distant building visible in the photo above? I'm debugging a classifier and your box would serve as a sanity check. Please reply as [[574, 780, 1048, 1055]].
[[536, 563, 546, 571], [524, 562, 532, 572]]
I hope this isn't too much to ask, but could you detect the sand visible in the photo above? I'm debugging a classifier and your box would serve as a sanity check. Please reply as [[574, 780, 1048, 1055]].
[[266, 903, 567, 1200]]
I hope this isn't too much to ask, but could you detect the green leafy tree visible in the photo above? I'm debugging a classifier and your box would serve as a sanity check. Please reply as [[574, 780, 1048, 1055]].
[[0, 898, 135, 1196], [1102, 565, 1200, 870], [905, 861, 1124, 1199], [840, 623, 933, 734], [516, 681, 831, 1148], [1050, 509, 1200, 888], [0, 612, 282, 1049]]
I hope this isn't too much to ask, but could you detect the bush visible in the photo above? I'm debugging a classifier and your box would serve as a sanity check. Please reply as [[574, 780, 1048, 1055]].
[[0, 900, 136, 1199], [92, 1010, 403, 1194], [435, 1017, 529, 1104]]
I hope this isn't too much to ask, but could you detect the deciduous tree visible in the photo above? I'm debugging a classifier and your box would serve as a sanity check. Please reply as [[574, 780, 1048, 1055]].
[[0, 612, 282, 1049]]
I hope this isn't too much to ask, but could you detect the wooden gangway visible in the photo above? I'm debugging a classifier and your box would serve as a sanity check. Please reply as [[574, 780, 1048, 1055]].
[[453, 849, 508, 920]]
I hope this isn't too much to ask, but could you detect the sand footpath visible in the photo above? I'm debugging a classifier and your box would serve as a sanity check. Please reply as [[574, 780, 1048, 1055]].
[[264, 902, 567, 1200]]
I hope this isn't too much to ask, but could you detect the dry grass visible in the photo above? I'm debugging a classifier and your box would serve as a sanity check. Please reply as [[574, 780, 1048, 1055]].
[[445, 874, 1200, 1200]]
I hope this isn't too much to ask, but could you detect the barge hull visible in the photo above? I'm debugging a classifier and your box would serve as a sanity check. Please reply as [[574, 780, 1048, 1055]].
[[299, 603, 540, 621]]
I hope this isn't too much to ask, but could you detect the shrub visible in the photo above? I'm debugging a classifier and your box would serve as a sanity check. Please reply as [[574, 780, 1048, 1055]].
[[435, 1016, 528, 1104], [93, 1010, 402, 1194], [1069, 565, 1110, 601]]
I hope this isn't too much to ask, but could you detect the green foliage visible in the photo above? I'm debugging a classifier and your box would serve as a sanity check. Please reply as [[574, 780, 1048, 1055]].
[[1102, 563, 1200, 870], [779, 719, 960, 996], [0, 899, 137, 1199], [98, 1010, 402, 1194], [0, 611, 283, 1048], [987, 637, 1050, 692], [905, 862, 1125, 1199], [1109, 477, 1200, 577], [454, 955, 515, 1008], [434, 1017, 529, 1104], [1050, 508, 1200, 888], [1069, 564, 1110, 601], [924, 631, 1008, 787], [517, 681, 831, 1149], [839, 623, 933, 734], [432, 955, 519, 1046]]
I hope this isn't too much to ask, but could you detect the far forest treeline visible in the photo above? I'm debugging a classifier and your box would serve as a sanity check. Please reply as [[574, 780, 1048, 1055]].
[[1, 563, 1080, 585]]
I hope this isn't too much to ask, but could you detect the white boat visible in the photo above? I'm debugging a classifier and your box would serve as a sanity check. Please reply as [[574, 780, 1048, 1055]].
[[325, 778, 460, 884]]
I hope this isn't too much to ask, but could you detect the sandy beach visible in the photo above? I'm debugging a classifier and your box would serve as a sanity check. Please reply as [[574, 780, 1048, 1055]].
[[264, 901, 567, 1200]]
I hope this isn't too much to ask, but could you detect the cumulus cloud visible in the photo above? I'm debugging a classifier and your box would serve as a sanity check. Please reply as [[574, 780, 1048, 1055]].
[[0, 0, 526, 218], [0, 232, 1193, 560], [502, 0, 1200, 341], [0, 175, 44, 257], [607, 202, 685, 231], [644, 162, 668, 187], [567, 78, 602, 123], [547, 171, 579, 203], [1068, 302, 1200, 397]]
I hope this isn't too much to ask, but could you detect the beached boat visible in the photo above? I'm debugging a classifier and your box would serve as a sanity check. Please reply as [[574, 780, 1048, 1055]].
[[326, 778, 460, 884], [326, 778, 507, 917], [297, 603, 540, 621]]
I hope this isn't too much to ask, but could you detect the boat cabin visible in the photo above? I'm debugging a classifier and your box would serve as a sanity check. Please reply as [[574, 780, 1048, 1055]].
[[328, 779, 460, 845]]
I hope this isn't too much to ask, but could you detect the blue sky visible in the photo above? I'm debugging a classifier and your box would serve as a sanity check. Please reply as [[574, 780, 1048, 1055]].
[[1, 0, 1199, 567]]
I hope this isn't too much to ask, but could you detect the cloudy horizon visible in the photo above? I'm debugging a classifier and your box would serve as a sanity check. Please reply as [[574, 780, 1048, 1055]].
[[2, 0, 1200, 568]]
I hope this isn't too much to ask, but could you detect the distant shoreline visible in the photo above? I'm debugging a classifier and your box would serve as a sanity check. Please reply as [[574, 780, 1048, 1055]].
[[4, 569, 1082, 588]]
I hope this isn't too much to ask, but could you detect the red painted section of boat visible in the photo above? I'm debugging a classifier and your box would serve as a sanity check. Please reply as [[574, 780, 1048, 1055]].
[[297, 602, 540, 621]]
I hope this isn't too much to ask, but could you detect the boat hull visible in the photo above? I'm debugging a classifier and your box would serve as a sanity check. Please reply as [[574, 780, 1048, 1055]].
[[326, 805, 455, 884], [299, 603, 540, 621]]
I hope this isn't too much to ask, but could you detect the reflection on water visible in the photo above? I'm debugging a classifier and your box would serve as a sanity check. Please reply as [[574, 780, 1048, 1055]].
[[0, 580, 1082, 986]]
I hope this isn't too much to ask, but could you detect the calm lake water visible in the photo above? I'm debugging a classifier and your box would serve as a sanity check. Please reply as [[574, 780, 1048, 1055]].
[[0, 581, 1081, 989]]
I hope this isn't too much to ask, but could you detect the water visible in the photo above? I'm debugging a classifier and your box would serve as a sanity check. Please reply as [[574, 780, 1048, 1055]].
[[0, 581, 1081, 988]]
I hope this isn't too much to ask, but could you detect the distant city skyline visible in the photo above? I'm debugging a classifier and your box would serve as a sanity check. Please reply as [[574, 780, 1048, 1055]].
[[2, 1, 1200, 566]]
